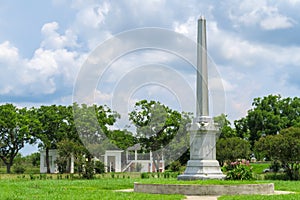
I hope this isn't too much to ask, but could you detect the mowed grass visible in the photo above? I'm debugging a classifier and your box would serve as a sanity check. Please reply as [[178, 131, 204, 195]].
[[0, 177, 184, 200], [1, 172, 300, 200]]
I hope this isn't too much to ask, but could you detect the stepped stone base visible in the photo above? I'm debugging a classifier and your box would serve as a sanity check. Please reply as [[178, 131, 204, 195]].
[[177, 160, 225, 180]]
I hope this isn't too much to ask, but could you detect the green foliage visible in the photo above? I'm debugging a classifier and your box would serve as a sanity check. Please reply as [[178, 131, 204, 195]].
[[94, 161, 105, 174], [108, 129, 137, 150], [217, 137, 251, 166], [254, 127, 300, 180], [25, 152, 40, 167], [129, 100, 183, 172], [264, 173, 289, 180], [269, 160, 281, 173], [168, 160, 182, 172], [214, 114, 236, 138], [13, 165, 26, 174], [141, 172, 150, 179], [235, 95, 300, 148], [225, 160, 253, 180], [82, 159, 95, 179], [0, 104, 35, 173]]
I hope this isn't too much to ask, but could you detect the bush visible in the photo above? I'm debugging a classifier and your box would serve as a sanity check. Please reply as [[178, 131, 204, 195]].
[[13, 165, 26, 174], [225, 160, 253, 180], [82, 161, 95, 179], [269, 160, 281, 173], [94, 161, 105, 174], [168, 161, 182, 172], [141, 172, 150, 179], [264, 173, 289, 180]]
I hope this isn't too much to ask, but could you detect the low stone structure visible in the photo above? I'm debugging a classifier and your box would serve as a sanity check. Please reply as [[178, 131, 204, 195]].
[[134, 183, 274, 196]]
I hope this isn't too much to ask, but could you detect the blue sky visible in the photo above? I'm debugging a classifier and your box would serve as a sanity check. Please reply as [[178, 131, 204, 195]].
[[1, 1, 300, 154]]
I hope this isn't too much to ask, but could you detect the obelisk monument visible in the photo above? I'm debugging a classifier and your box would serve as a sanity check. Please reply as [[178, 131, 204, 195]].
[[178, 16, 225, 180]]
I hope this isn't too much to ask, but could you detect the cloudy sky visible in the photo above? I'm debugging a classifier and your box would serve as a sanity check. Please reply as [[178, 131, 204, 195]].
[[1, 0, 300, 127]]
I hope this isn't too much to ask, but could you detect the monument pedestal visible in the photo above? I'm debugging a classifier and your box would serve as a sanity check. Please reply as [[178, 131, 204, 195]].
[[178, 160, 225, 180], [178, 116, 225, 180]]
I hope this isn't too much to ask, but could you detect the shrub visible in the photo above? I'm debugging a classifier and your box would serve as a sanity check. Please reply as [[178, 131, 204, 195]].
[[225, 160, 253, 180], [82, 161, 95, 179], [269, 160, 281, 173], [13, 165, 26, 174], [94, 161, 105, 174], [264, 173, 289, 180], [168, 161, 182, 172], [141, 172, 150, 179]]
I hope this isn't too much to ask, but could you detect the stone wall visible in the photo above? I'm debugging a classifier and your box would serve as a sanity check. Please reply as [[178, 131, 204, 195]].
[[134, 183, 274, 195]]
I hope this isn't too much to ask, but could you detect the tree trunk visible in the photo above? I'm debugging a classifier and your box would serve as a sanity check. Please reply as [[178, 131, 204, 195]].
[[6, 163, 11, 174], [46, 147, 50, 173]]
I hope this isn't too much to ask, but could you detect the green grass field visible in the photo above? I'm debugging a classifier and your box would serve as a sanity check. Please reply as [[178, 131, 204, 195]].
[[1, 174, 300, 200], [0, 176, 184, 200], [0, 161, 299, 200]]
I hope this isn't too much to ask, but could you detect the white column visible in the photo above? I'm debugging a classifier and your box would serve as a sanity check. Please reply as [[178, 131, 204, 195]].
[[70, 153, 74, 174], [104, 152, 108, 172]]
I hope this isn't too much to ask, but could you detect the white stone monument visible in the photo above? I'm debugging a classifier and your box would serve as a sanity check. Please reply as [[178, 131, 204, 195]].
[[178, 16, 225, 180]]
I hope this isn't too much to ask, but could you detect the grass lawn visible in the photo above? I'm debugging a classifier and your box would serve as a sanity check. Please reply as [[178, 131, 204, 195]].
[[0, 176, 184, 200], [250, 162, 270, 175], [1, 172, 300, 200]]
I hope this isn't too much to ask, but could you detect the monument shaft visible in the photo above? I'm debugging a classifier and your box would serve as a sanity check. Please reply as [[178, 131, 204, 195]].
[[197, 17, 209, 117]]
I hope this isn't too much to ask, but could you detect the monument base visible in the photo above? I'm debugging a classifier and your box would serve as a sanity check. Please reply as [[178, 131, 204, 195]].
[[178, 160, 226, 180]]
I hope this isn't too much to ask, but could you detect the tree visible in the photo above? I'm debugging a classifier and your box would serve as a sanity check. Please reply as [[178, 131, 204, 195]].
[[35, 105, 70, 173], [235, 94, 300, 148], [129, 100, 182, 172], [216, 137, 251, 166], [254, 127, 300, 180], [73, 103, 119, 156], [0, 104, 35, 173], [214, 114, 236, 139], [73, 103, 120, 178], [108, 129, 137, 150]]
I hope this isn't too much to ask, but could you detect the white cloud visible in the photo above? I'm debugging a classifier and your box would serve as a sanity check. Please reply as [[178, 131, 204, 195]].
[[41, 22, 79, 49], [260, 15, 295, 30], [0, 21, 85, 97], [0, 41, 19, 63], [228, 1, 296, 30], [75, 2, 110, 29]]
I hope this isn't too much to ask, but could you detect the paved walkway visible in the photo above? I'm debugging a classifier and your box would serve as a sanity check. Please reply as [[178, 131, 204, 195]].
[[185, 196, 218, 200]]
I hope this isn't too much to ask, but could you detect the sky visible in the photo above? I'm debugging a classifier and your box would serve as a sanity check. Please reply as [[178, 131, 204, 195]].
[[1, 1, 300, 155]]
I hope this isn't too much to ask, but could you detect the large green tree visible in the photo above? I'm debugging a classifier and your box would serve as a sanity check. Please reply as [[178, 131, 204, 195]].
[[254, 127, 300, 180], [129, 100, 182, 172], [0, 104, 35, 173], [35, 105, 70, 173], [235, 94, 300, 148], [73, 103, 119, 156]]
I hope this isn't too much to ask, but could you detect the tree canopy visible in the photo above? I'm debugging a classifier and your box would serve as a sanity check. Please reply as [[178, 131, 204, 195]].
[[0, 104, 35, 173], [235, 94, 300, 147], [129, 100, 183, 172], [254, 127, 300, 180]]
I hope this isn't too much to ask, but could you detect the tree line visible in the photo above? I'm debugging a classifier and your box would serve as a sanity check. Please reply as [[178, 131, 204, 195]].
[[1, 95, 300, 179]]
